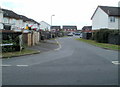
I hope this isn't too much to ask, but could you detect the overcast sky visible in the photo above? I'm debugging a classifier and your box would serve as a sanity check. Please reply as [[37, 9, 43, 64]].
[[0, 0, 119, 29]]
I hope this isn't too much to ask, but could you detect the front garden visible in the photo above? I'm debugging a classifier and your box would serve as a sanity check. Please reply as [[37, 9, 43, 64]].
[[76, 29, 120, 51]]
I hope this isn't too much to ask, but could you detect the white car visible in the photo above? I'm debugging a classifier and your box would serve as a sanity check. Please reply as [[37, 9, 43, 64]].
[[67, 33, 73, 36], [80, 33, 83, 38]]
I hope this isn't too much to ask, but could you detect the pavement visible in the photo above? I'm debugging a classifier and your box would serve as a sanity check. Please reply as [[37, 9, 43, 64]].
[[2, 36, 119, 85], [27, 39, 59, 53]]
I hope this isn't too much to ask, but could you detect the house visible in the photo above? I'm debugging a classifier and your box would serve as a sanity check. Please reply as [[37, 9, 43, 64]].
[[51, 26, 61, 32], [19, 15, 39, 31], [27, 18, 40, 31], [40, 21, 51, 31], [91, 6, 120, 30], [82, 26, 94, 39], [1, 8, 40, 47], [2, 8, 40, 31], [0, 7, 3, 29], [119, 1, 120, 7], [62, 25, 77, 32], [2, 8, 21, 30], [82, 26, 92, 31]]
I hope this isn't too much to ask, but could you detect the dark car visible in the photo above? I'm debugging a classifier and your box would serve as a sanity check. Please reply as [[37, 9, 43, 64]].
[[75, 33, 81, 36]]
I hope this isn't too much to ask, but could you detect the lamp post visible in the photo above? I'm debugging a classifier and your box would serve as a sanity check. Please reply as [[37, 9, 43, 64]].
[[51, 14, 55, 31], [50, 15, 55, 38]]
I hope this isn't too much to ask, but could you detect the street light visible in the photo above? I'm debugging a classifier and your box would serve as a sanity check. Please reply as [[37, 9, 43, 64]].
[[51, 14, 55, 31]]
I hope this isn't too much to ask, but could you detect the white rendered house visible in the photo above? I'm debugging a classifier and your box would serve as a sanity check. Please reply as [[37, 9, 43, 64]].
[[91, 6, 120, 30], [40, 21, 51, 31], [2, 9, 39, 30], [0, 8, 3, 29]]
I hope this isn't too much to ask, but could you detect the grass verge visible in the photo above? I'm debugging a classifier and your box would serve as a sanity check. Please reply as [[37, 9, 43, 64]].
[[1, 49, 40, 58], [76, 38, 119, 51]]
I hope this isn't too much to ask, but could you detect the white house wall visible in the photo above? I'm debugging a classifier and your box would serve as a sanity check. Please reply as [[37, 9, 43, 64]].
[[10, 18, 21, 30], [108, 16, 119, 29], [16, 19, 20, 28], [118, 1, 120, 29], [2, 10, 39, 30], [3, 17, 24, 30], [0, 9, 3, 29], [92, 7, 108, 30], [19, 19, 24, 29], [32, 23, 38, 29], [40, 21, 50, 31]]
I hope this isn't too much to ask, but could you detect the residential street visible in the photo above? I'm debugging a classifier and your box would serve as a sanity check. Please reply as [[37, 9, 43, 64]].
[[2, 36, 118, 85]]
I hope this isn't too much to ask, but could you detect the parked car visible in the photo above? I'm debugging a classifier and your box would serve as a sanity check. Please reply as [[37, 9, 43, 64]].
[[67, 33, 73, 36], [75, 33, 81, 36], [80, 33, 83, 38]]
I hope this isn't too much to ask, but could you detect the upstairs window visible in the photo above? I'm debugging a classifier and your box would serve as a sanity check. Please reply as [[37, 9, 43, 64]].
[[110, 17, 115, 22], [3, 18, 8, 23], [12, 19, 16, 24]]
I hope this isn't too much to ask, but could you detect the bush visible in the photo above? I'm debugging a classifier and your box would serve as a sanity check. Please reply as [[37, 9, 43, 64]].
[[2, 34, 20, 52], [92, 29, 120, 43]]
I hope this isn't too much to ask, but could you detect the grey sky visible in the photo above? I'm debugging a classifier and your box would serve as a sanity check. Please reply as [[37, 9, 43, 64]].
[[0, 0, 119, 29]]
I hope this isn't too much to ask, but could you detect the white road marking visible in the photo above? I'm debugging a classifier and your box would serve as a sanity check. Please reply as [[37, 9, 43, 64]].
[[0, 64, 29, 67], [112, 61, 120, 65], [54, 44, 62, 51], [54, 39, 62, 51], [16, 65, 29, 67], [0, 65, 12, 67]]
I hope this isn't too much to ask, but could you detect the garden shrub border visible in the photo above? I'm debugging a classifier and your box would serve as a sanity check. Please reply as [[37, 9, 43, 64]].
[[92, 29, 120, 45]]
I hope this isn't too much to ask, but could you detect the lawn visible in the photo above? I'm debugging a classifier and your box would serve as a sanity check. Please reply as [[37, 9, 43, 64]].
[[1, 49, 40, 58], [76, 38, 119, 51]]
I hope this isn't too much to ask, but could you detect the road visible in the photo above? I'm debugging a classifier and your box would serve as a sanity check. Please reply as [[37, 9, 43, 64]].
[[2, 36, 119, 85]]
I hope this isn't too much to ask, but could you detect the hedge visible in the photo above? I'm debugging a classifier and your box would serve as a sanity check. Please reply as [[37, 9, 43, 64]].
[[92, 29, 120, 44], [2, 34, 20, 52]]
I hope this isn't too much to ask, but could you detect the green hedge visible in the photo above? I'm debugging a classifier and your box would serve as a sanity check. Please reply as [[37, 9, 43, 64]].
[[92, 29, 120, 43], [2, 34, 20, 52]]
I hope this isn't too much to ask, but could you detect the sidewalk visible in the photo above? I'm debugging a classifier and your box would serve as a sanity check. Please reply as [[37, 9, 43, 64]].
[[28, 39, 59, 52], [2, 39, 59, 58]]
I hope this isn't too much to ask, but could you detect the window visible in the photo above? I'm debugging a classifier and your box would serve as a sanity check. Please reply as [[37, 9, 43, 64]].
[[110, 17, 115, 22], [3, 18, 8, 23], [4, 25, 11, 30], [12, 19, 16, 24]]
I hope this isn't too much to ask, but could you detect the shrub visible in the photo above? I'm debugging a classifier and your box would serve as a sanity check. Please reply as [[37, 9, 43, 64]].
[[2, 34, 20, 52], [92, 29, 120, 43]]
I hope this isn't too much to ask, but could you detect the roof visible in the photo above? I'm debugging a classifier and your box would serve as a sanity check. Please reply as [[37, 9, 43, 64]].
[[19, 15, 29, 22], [91, 6, 120, 19], [82, 26, 92, 30], [2, 9, 20, 19], [63, 26, 77, 29], [51, 26, 61, 29], [40, 21, 50, 26], [2, 8, 39, 24], [29, 18, 39, 24], [82, 30, 95, 33]]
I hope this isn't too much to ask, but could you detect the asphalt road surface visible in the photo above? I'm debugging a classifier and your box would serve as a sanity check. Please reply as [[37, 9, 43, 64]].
[[2, 36, 119, 85]]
